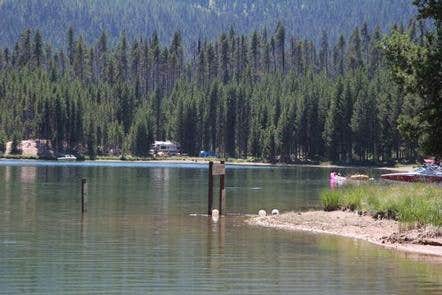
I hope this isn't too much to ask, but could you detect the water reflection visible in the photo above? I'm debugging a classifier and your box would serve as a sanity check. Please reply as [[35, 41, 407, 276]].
[[0, 161, 440, 294]]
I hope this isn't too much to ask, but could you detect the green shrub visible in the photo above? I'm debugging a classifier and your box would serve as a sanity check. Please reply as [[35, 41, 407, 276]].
[[0, 130, 6, 153], [340, 187, 364, 211], [320, 184, 442, 226], [11, 133, 21, 154], [320, 190, 341, 211]]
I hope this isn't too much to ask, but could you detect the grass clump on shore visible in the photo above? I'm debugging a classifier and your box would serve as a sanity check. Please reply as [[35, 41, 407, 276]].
[[320, 184, 442, 226]]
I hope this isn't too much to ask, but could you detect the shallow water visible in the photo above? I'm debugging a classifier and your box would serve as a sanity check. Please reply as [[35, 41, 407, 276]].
[[0, 160, 440, 294]]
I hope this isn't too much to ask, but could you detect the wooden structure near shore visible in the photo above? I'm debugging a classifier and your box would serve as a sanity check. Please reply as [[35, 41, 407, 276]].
[[208, 161, 226, 216]]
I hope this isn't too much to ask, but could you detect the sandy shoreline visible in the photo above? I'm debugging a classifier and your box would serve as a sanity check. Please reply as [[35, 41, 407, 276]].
[[247, 211, 442, 258], [94, 159, 416, 171]]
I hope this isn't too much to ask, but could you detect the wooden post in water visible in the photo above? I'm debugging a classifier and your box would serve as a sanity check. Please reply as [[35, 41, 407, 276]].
[[208, 161, 226, 216], [219, 161, 226, 215], [208, 162, 214, 216], [81, 178, 87, 213]]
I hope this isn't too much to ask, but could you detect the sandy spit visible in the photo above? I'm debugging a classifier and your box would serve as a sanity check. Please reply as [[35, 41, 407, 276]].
[[247, 211, 442, 258]]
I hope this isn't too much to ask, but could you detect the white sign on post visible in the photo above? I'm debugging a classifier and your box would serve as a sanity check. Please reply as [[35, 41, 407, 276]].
[[212, 163, 225, 176]]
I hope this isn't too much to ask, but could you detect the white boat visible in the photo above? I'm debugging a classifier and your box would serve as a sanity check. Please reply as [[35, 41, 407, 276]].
[[381, 165, 442, 183], [57, 154, 77, 161]]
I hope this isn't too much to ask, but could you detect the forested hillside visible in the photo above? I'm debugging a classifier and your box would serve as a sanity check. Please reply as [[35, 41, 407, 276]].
[[0, 19, 429, 162], [0, 0, 416, 47]]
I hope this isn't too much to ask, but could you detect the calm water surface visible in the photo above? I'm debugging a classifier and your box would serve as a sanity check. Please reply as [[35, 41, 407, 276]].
[[0, 160, 441, 294]]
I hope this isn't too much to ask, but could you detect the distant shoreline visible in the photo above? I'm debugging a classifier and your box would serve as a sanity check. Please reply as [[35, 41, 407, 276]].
[[0, 155, 415, 172], [247, 211, 442, 259]]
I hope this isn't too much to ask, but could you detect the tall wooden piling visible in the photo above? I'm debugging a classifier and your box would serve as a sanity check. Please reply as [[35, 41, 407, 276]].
[[219, 161, 225, 215], [208, 161, 226, 216], [208, 162, 214, 216], [81, 178, 87, 213]]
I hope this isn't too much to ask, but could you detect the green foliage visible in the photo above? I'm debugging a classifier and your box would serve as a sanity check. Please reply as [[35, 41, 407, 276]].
[[320, 190, 341, 211], [383, 0, 442, 157], [0, 0, 415, 48], [129, 107, 154, 157], [87, 120, 97, 160], [0, 130, 6, 152], [10, 132, 21, 154], [382, 31, 424, 90], [339, 187, 364, 211], [0, 19, 430, 162], [397, 108, 422, 160], [262, 127, 277, 163], [323, 79, 345, 161], [320, 184, 442, 226]]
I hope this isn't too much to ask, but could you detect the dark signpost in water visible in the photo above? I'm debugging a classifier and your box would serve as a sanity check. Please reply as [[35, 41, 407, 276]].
[[208, 161, 226, 216], [81, 178, 87, 213]]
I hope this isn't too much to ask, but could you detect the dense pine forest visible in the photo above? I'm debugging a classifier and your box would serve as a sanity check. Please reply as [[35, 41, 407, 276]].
[[0, 0, 440, 163], [0, 0, 416, 47]]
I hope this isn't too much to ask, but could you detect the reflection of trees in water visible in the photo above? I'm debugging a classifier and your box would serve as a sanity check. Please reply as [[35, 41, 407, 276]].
[[20, 166, 37, 184], [0, 166, 38, 225], [0, 166, 12, 220]]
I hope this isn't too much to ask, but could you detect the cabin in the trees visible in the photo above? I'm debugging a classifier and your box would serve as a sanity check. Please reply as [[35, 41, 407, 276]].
[[151, 141, 180, 156]]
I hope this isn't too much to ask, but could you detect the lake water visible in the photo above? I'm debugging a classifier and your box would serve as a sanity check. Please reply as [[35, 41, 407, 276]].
[[0, 160, 440, 294]]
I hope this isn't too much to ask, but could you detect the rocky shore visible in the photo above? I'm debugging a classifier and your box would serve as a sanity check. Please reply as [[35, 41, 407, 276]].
[[247, 211, 442, 258]]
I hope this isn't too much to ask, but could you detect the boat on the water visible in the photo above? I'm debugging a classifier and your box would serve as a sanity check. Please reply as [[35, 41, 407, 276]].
[[381, 165, 442, 183], [57, 154, 77, 161], [350, 174, 370, 181], [329, 172, 370, 187]]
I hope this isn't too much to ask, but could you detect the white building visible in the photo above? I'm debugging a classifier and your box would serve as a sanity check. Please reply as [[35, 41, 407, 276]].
[[151, 141, 180, 156]]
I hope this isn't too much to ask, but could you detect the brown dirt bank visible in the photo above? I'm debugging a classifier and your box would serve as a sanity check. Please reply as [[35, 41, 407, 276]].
[[247, 211, 442, 258]]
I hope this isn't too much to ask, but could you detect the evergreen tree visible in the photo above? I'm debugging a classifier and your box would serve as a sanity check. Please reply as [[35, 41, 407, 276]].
[[347, 28, 363, 71], [0, 21, 431, 163], [11, 132, 21, 154], [130, 108, 154, 157], [262, 127, 276, 163], [32, 30, 43, 68], [73, 36, 85, 80], [323, 80, 345, 161], [275, 22, 286, 73], [277, 107, 293, 163], [18, 29, 32, 66], [0, 130, 6, 153], [116, 32, 128, 82], [383, 0, 441, 157], [351, 88, 370, 161], [87, 119, 97, 160], [224, 86, 237, 157], [67, 27, 75, 66], [319, 31, 329, 74]]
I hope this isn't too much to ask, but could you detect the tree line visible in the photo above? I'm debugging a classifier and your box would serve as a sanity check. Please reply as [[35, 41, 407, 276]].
[[0, 16, 435, 162], [0, 0, 415, 48]]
